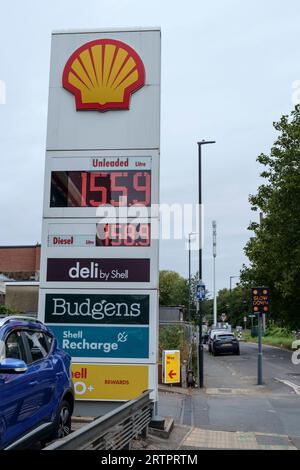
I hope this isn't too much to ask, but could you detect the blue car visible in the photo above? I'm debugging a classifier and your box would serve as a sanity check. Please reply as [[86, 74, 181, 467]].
[[0, 316, 74, 450]]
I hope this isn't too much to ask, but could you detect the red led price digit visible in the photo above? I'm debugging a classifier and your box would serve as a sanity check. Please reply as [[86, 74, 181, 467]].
[[110, 172, 128, 207], [110, 224, 122, 246], [104, 223, 111, 246], [89, 173, 108, 207], [125, 224, 136, 246], [133, 172, 151, 206], [81, 172, 88, 207], [139, 223, 150, 246]]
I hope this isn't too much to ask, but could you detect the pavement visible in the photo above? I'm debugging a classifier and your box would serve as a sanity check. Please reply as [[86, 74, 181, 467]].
[[134, 342, 300, 450], [134, 425, 298, 450]]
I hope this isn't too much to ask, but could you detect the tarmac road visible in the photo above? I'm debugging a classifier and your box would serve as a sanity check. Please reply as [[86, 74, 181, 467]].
[[158, 342, 300, 441], [205, 341, 300, 390]]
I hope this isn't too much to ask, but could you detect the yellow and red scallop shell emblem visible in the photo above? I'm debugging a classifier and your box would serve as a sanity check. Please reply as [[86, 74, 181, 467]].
[[62, 39, 145, 111]]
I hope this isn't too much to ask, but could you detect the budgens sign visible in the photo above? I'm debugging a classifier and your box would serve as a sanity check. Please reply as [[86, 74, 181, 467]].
[[45, 293, 149, 325]]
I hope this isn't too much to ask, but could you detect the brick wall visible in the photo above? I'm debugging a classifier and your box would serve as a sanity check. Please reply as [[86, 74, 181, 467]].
[[0, 245, 41, 280]]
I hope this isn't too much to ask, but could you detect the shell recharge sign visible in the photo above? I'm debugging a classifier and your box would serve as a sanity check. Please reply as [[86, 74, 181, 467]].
[[38, 29, 161, 407], [62, 39, 145, 111]]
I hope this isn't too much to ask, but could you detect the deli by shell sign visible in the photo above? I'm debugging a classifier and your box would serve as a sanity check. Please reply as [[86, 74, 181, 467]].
[[46, 258, 150, 282]]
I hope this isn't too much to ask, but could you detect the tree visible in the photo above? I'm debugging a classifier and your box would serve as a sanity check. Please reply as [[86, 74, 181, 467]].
[[217, 287, 251, 327], [159, 270, 189, 307], [0, 304, 18, 315], [241, 106, 300, 328]]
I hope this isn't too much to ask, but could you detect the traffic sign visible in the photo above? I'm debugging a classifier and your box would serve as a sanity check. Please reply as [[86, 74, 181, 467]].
[[162, 350, 180, 384], [196, 282, 206, 301], [252, 287, 270, 315]]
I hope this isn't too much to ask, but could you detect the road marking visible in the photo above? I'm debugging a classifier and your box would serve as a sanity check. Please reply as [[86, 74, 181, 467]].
[[205, 388, 259, 395], [275, 378, 300, 395]]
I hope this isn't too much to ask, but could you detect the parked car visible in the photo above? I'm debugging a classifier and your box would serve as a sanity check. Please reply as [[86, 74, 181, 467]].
[[0, 316, 74, 450], [211, 332, 240, 356], [208, 328, 228, 352]]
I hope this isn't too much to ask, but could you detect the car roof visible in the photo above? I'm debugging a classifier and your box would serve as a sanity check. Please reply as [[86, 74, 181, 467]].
[[0, 316, 48, 332]]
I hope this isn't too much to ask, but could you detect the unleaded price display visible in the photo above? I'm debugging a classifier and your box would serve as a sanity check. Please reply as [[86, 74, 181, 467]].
[[50, 171, 151, 207]]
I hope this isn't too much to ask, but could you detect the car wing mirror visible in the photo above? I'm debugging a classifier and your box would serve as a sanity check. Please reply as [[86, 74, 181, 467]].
[[0, 358, 28, 374]]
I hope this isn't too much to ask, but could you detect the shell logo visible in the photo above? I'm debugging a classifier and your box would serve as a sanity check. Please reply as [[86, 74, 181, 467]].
[[62, 39, 145, 112]]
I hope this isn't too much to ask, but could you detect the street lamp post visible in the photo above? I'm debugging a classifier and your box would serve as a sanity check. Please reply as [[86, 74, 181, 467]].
[[188, 232, 197, 322], [197, 140, 216, 389], [230, 275, 240, 293], [212, 221, 217, 326], [229, 275, 240, 323]]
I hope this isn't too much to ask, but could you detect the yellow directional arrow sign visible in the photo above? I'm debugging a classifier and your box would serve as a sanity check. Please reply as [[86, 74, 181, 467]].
[[163, 350, 180, 384]]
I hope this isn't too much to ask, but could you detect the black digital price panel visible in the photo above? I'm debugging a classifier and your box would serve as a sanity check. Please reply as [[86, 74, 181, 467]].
[[50, 170, 151, 208], [96, 223, 150, 247]]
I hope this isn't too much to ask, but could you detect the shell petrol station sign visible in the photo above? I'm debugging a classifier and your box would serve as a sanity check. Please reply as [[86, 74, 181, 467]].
[[62, 39, 145, 112], [38, 28, 161, 410]]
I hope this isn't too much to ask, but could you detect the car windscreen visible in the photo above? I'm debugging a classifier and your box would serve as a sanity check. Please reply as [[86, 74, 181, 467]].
[[216, 335, 235, 340]]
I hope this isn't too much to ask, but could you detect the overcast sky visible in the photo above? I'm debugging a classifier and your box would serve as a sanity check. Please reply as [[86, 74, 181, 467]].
[[0, 0, 299, 295]]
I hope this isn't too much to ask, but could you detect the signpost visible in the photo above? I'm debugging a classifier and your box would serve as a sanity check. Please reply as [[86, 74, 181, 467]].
[[38, 28, 161, 415], [162, 350, 180, 385], [249, 313, 255, 329], [252, 287, 270, 385]]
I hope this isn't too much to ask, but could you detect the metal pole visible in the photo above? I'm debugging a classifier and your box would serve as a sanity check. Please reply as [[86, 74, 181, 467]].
[[213, 257, 216, 326], [212, 221, 217, 326], [198, 142, 204, 389], [197, 140, 215, 388], [258, 313, 263, 385], [229, 275, 239, 322], [188, 235, 191, 322]]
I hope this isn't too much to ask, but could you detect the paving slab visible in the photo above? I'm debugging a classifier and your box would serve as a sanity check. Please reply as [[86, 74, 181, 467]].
[[133, 424, 297, 450]]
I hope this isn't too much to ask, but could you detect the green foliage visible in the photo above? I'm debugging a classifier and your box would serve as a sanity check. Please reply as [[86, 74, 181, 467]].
[[241, 106, 300, 329], [0, 304, 17, 315], [159, 325, 189, 360], [159, 270, 189, 307], [242, 330, 294, 349], [264, 324, 291, 338], [216, 286, 251, 327]]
